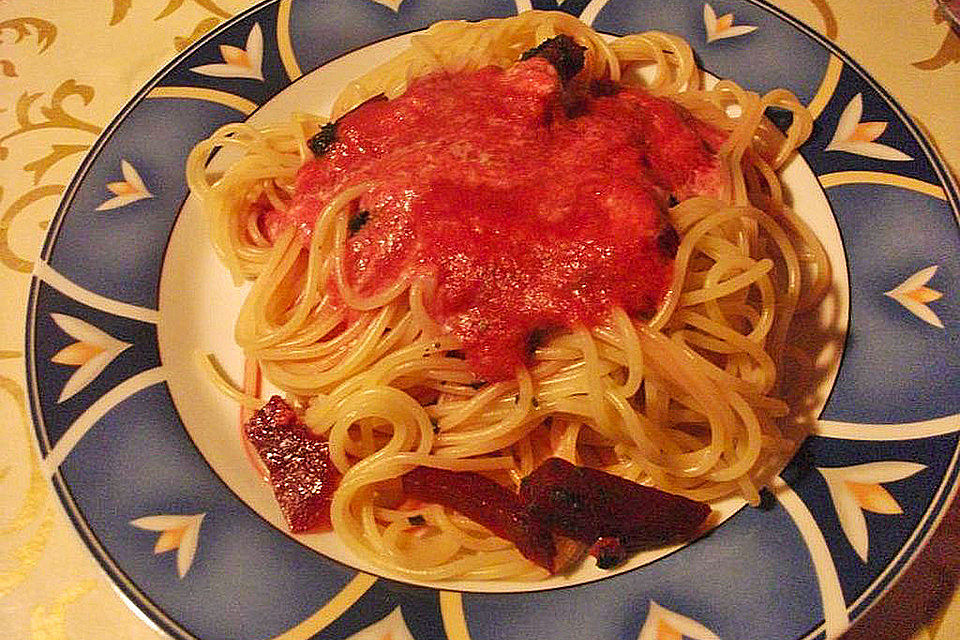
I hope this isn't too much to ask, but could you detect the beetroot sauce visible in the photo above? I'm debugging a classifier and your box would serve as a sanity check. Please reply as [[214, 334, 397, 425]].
[[277, 57, 723, 381]]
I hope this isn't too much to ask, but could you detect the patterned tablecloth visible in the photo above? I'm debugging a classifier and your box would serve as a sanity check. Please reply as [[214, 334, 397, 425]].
[[1, 1, 957, 639]]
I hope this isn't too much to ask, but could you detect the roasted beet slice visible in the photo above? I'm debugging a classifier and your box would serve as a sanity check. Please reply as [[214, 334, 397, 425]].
[[519, 458, 710, 553], [401, 466, 557, 571], [244, 396, 341, 533]]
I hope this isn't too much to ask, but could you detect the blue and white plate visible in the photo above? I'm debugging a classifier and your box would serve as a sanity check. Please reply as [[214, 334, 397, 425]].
[[25, 1, 960, 639]]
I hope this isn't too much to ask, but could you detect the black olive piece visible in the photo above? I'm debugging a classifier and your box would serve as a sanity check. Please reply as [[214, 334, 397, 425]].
[[667, 194, 679, 207], [348, 209, 370, 235], [408, 515, 427, 526], [307, 122, 337, 157], [520, 34, 586, 84]]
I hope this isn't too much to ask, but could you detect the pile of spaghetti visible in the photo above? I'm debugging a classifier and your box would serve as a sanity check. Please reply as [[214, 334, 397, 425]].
[[186, 11, 829, 581]]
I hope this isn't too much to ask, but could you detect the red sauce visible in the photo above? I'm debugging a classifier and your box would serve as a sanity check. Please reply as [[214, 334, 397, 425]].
[[277, 58, 723, 381]]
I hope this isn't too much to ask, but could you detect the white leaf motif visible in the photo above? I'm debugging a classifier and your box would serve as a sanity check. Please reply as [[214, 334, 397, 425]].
[[344, 607, 416, 640], [704, 3, 718, 33], [50, 313, 132, 402], [826, 93, 913, 161], [96, 194, 149, 210], [826, 140, 913, 161], [131, 513, 206, 578], [830, 92, 863, 147], [637, 600, 722, 640], [819, 462, 926, 562], [714, 25, 759, 40], [829, 461, 928, 484], [369, 0, 404, 11], [130, 514, 204, 531], [96, 159, 154, 211], [191, 23, 265, 80], [704, 3, 758, 43], [120, 158, 149, 192], [885, 265, 945, 328]]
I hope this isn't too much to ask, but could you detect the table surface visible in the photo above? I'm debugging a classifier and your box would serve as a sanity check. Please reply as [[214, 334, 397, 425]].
[[1, 1, 957, 639]]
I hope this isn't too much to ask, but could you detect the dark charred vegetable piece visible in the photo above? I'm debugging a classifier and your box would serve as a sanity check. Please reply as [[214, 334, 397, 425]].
[[656, 223, 681, 259], [590, 536, 628, 569], [401, 466, 557, 571], [244, 396, 341, 533], [520, 34, 586, 84], [307, 122, 338, 157], [348, 209, 370, 235], [519, 458, 710, 553]]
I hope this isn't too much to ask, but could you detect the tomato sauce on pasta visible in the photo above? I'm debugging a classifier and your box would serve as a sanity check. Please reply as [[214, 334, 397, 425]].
[[268, 54, 725, 380]]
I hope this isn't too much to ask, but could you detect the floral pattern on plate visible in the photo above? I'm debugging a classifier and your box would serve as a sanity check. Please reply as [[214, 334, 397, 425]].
[[130, 513, 207, 578], [190, 23, 265, 80], [703, 3, 757, 43], [95, 160, 156, 211]]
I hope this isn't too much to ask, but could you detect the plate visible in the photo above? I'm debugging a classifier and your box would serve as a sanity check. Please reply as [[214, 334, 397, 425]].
[[24, 1, 960, 639]]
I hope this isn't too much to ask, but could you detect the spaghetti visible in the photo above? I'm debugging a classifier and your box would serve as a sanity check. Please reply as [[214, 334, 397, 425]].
[[186, 11, 828, 581]]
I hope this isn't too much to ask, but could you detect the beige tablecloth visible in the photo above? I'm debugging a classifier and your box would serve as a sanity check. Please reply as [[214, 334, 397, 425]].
[[1, 1, 957, 639]]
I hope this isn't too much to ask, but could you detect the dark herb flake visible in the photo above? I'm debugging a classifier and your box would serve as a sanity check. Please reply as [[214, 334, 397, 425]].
[[348, 210, 370, 235], [307, 122, 337, 157]]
